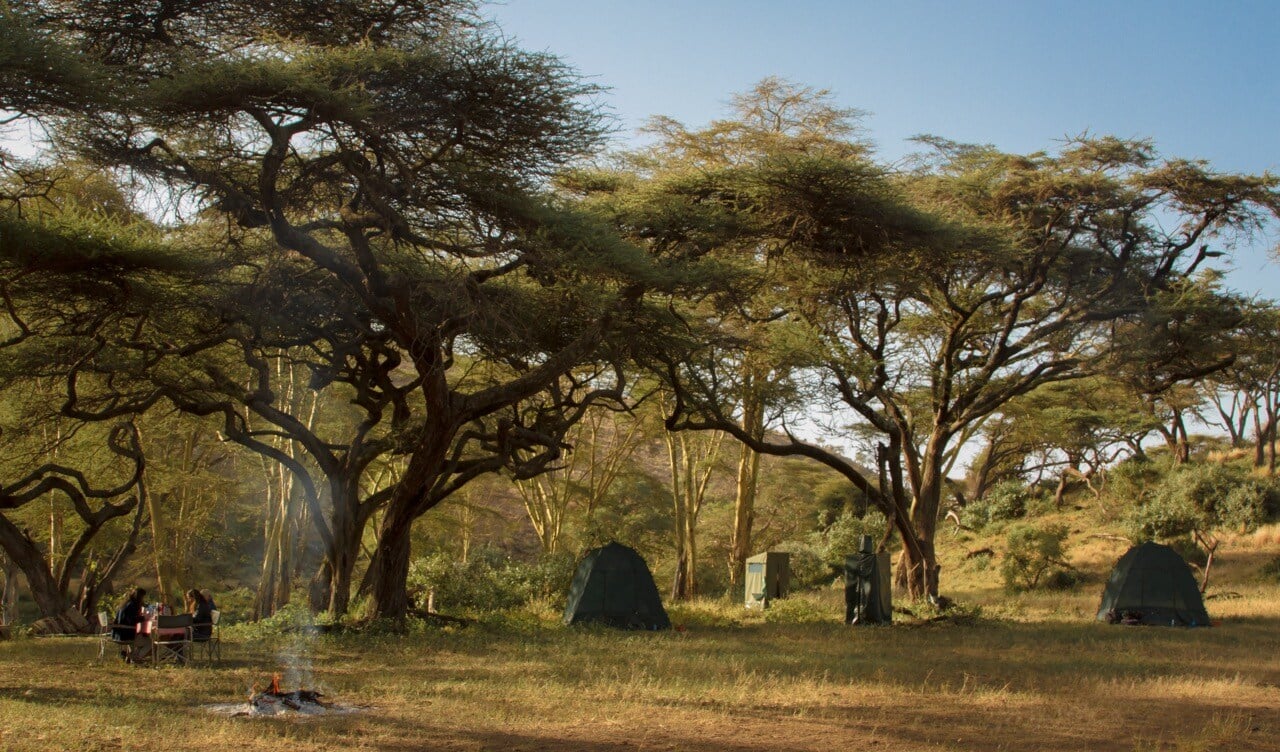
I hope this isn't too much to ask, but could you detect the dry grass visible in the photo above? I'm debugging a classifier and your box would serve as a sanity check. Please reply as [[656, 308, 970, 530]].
[[3, 592, 1279, 750], [2, 511, 1278, 751]]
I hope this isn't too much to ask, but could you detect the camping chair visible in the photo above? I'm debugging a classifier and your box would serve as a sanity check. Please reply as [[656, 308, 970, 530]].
[[151, 614, 193, 667], [97, 610, 134, 661], [191, 609, 221, 663]]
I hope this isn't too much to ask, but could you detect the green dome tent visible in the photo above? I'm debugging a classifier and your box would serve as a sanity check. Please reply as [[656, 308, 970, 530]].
[[563, 542, 670, 630], [1096, 541, 1210, 627]]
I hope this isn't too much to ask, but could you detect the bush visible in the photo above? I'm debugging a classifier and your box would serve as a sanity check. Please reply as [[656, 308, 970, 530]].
[[778, 509, 888, 590], [962, 481, 1030, 530], [774, 544, 831, 590], [1123, 492, 1199, 544], [1166, 535, 1208, 567], [1220, 480, 1277, 531], [1000, 522, 1071, 592], [1105, 456, 1167, 505], [406, 547, 578, 615], [1041, 568, 1083, 591], [1122, 462, 1278, 543]]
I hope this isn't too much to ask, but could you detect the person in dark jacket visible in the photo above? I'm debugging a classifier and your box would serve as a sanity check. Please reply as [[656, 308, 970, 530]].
[[112, 588, 146, 642], [186, 588, 213, 641]]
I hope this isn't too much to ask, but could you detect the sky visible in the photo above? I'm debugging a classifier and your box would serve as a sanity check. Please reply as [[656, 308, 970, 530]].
[[485, 0, 1280, 299]]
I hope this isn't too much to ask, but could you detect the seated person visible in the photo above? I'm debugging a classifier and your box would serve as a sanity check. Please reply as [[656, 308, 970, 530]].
[[186, 588, 213, 641], [112, 587, 146, 642], [200, 588, 217, 611]]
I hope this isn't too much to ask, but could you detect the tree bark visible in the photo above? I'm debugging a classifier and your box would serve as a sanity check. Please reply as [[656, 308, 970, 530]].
[[0, 517, 67, 618], [728, 389, 765, 588], [0, 550, 20, 626], [368, 507, 415, 620]]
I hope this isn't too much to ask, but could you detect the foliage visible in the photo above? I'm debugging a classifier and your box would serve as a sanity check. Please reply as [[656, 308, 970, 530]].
[[1122, 462, 1278, 543], [1105, 456, 1169, 505], [406, 548, 578, 615], [1000, 523, 1071, 592], [777, 509, 887, 590], [961, 480, 1030, 530]]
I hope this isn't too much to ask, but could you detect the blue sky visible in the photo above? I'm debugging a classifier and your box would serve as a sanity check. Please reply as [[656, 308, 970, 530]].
[[486, 0, 1280, 298]]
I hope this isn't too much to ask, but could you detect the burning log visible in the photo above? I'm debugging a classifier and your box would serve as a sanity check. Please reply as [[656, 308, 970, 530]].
[[244, 673, 330, 716]]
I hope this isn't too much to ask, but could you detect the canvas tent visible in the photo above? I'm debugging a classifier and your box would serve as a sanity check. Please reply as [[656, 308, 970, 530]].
[[744, 551, 790, 609], [1096, 541, 1210, 627], [563, 542, 670, 630]]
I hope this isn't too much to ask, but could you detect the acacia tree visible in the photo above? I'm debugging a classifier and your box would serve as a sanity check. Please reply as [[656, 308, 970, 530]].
[[1205, 302, 1280, 470], [994, 378, 1157, 506], [0, 413, 147, 622], [593, 117, 1280, 598], [568, 78, 868, 588], [1105, 275, 1245, 464], [814, 139, 1276, 597], [32, 0, 685, 619]]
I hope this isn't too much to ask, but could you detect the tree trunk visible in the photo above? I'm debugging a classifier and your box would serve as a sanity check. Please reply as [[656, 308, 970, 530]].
[[1170, 412, 1191, 463], [368, 509, 414, 620], [365, 440, 450, 620], [665, 428, 721, 601], [894, 536, 939, 600], [728, 390, 764, 588], [252, 465, 288, 620], [0, 550, 20, 626], [0, 517, 67, 618], [681, 504, 698, 599], [1053, 467, 1072, 509], [1253, 411, 1266, 468], [145, 489, 177, 606], [728, 442, 760, 588], [315, 479, 365, 616], [893, 435, 945, 600]]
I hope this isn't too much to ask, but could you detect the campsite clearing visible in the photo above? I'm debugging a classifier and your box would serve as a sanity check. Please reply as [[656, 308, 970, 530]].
[[1, 586, 1278, 751]]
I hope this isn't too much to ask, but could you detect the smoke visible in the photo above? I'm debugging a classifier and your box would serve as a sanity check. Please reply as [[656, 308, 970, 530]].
[[275, 607, 317, 691]]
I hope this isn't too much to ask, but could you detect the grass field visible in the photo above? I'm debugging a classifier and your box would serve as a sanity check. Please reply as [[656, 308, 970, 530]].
[[2, 519, 1279, 751]]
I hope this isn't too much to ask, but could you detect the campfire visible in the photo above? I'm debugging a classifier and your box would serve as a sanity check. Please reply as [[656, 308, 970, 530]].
[[207, 673, 365, 718], [246, 673, 329, 715]]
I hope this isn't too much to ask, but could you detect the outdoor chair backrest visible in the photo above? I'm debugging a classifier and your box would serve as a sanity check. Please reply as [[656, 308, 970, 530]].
[[156, 614, 193, 629], [210, 609, 220, 625], [97, 611, 110, 632]]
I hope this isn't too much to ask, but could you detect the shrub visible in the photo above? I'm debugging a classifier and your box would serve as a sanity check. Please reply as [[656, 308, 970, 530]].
[[1220, 480, 1276, 531], [962, 480, 1030, 530], [775, 544, 831, 590], [406, 547, 579, 615], [1122, 462, 1277, 544], [1001, 523, 1071, 592], [1041, 568, 1083, 591], [1123, 492, 1199, 544], [1166, 535, 1208, 567], [1105, 456, 1164, 499], [778, 509, 888, 590]]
